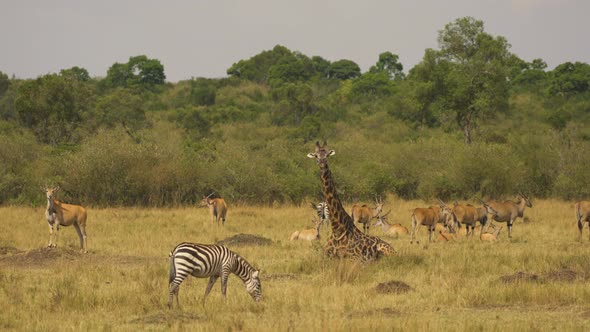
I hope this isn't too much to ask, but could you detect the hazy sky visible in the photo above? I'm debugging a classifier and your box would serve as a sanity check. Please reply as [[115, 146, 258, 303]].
[[1, 0, 588, 82]]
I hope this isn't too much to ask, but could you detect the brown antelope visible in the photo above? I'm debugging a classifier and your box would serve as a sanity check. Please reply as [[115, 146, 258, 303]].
[[575, 201, 590, 242], [373, 210, 409, 238], [452, 200, 498, 238], [351, 198, 384, 234], [200, 193, 228, 226], [290, 217, 322, 241], [480, 226, 503, 242], [437, 230, 457, 242], [410, 200, 454, 244], [43, 186, 88, 253], [487, 192, 532, 238]]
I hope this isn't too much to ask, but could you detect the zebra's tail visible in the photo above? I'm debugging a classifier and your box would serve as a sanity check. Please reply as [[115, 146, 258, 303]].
[[168, 251, 176, 285]]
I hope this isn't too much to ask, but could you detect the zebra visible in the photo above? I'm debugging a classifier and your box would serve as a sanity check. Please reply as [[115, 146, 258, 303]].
[[168, 242, 262, 308], [312, 201, 330, 227]]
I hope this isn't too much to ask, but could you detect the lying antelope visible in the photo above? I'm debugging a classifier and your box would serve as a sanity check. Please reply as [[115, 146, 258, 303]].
[[373, 210, 409, 238], [290, 217, 321, 241], [200, 193, 228, 225], [480, 226, 503, 242], [43, 186, 88, 253], [453, 200, 498, 238], [575, 201, 590, 242], [410, 199, 454, 244], [351, 198, 384, 234], [487, 191, 532, 238]]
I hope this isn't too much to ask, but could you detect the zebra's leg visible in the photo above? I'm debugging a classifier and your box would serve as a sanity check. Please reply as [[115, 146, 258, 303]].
[[203, 276, 219, 303], [168, 283, 180, 309], [220, 268, 231, 300]]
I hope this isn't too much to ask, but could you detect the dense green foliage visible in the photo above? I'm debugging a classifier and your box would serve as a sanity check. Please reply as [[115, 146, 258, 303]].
[[1, 17, 590, 206]]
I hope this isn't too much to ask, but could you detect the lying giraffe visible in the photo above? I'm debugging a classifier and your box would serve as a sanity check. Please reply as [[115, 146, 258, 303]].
[[307, 141, 395, 261]]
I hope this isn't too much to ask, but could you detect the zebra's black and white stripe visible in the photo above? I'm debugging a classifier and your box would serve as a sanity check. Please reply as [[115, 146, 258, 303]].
[[168, 242, 262, 308], [316, 202, 329, 225]]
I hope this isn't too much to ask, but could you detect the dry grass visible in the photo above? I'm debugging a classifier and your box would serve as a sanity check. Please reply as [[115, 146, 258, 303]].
[[1, 199, 590, 331]]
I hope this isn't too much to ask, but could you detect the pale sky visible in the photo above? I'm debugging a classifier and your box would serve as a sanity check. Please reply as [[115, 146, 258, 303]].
[[1, 0, 588, 82]]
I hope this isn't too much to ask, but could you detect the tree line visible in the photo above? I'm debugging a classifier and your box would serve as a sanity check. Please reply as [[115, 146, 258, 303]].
[[1, 17, 589, 206]]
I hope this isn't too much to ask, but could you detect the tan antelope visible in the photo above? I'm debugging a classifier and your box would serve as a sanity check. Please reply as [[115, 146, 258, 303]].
[[486, 192, 532, 238], [452, 200, 498, 238], [43, 186, 88, 253], [575, 201, 590, 242], [351, 198, 384, 234], [410, 200, 454, 244], [480, 226, 503, 242], [200, 193, 228, 225], [373, 210, 409, 238], [290, 217, 322, 241]]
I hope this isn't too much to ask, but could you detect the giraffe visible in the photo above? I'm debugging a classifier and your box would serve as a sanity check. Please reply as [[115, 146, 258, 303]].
[[307, 140, 395, 261]]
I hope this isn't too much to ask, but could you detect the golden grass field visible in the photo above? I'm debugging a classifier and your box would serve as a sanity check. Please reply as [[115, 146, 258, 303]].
[[1, 199, 590, 331]]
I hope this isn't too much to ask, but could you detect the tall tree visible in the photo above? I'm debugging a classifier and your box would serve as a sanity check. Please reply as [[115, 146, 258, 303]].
[[327, 60, 361, 80], [410, 17, 511, 144], [369, 52, 405, 80], [104, 55, 166, 90]]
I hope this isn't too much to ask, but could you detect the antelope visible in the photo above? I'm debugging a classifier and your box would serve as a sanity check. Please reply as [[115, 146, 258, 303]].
[[575, 201, 590, 242], [43, 186, 88, 253], [290, 217, 321, 241], [200, 193, 228, 225], [410, 200, 454, 244], [351, 198, 384, 234], [486, 192, 532, 238], [480, 226, 503, 242], [452, 200, 498, 238], [437, 230, 457, 242], [373, 210, 409, 238]]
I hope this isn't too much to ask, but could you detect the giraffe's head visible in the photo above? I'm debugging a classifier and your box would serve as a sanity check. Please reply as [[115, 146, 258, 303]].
[[307, 140, 335, 164]]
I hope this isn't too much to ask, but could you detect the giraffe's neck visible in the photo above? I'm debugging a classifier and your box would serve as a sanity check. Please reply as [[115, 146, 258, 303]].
[[319, 161, 351, 236]]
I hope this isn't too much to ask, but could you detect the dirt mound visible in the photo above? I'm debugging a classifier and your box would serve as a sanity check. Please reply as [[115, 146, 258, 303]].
[[0, 247, 83, 268], [129, 311, 201, 325], [544, 269, 578, 282], [375, 280, 412, 294], [217, 233, 273, 247], [346, 307, 401, 319], [0, 246, 22, 255], [500, 271, 540, 284]]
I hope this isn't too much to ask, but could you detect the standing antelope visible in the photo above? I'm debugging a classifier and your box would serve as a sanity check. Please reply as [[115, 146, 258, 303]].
[[290, 217, 322, 241], [351, 198, 384, 234], [575, 201, 590, 242], [410, 200, 454, 244], [200, 194, 228, 225], [487, 192, 532, 238], [373, 210, 409, 238], [452, 200, 498, 238], [43, 186, 88, 253]]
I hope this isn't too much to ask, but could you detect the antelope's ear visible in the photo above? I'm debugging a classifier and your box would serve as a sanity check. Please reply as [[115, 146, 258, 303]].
[[253, 270, 259, 278], [327, 150, 335, 157], [306, 153, 316, 158]]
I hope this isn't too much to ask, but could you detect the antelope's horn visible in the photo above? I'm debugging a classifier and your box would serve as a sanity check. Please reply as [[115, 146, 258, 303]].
[[382, 209, 392, 217]]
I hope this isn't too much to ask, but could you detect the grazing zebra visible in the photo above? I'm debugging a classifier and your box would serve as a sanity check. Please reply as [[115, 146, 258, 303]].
[[168, 242, 262, 308], [312, 201, 330, 226]]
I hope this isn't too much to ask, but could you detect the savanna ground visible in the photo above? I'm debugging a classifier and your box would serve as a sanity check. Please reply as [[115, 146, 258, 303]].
[[1, 199, 590, 331]]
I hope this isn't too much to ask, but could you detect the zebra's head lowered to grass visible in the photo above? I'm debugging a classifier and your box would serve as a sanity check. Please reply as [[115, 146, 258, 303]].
[[245, 269, 262, 302]]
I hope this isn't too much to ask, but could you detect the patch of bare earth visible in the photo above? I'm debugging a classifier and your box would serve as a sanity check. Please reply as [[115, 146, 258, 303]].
[[129, 311, 201, 325], [0, 246, 22, 255], [500, 269, 585, 284], [217, 233, 273, 247], [346, 307, 401, 319], [375, 280, 413, 294], [0, 247, 159, 269]]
